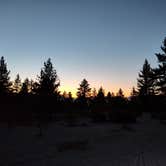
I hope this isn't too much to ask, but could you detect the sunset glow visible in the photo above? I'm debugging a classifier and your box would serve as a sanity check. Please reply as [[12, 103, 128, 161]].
[[0, 0, 166, 97]]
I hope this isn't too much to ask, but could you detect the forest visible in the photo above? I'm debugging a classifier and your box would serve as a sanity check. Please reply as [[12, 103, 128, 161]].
[[0, 37, 166, 130]]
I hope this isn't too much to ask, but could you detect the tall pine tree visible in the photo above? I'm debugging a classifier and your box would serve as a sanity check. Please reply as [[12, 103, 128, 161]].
[[0, 56, 11, 95], [155, 38, 166, 95], [137, 59, 155, 96], [77, 79, 91, 99], [37, 58, 60, 95], [96, 86, 105, 103], [76, 79, 91, 111]]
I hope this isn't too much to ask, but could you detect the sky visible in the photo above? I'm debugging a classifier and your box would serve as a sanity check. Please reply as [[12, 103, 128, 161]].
[[0, 0, 166, 96]]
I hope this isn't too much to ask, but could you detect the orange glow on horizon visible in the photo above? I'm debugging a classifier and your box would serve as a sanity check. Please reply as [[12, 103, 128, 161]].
[[59, 84, 133, 98], [59, 86, 77, 98]]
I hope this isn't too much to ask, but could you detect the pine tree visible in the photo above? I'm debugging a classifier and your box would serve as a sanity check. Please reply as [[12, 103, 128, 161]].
[[0, 56, 11, 95], [155, 37, 166, 95], [13, 74, 21, 93], [130, 87, 138, 97], [68, 92, 73, 99], [107, 92, 112, 98], [106, 91, 112, 103], [20, 78, 30, 94], [77, 79, 91, 98], [37, 58, 60, 95], [97, 87, 105, 99], [66, 92, 73, 103], [111, 92, 115, 97], [137, 59, 155, 96], [96, 86, 105, 103], [116, 88, 124, 97]]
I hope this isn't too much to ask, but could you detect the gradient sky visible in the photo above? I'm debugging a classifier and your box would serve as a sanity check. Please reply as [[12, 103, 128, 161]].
[[0, 0, 166, 96]]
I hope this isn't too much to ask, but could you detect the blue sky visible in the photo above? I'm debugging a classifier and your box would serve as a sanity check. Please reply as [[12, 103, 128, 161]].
[[0, 0, 166, 95]]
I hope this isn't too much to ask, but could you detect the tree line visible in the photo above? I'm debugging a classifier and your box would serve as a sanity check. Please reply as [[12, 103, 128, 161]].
[[0, 56, 126, 98], [0, 37, 166, 126]]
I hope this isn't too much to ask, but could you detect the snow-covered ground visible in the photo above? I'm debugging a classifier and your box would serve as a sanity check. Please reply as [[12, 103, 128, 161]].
[[1, 113, 166, 166]]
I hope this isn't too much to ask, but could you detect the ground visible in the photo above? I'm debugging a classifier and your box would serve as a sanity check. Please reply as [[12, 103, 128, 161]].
[[1, 113, 166, 166]]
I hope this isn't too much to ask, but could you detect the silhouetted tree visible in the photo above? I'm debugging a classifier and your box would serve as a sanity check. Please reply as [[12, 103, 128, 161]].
[[137, 59, 155, 96], [129, 87, 140, 111], [116, 88, 124, 98], [0, 56, 11, 95], [62, 91, 68, 99], [13, 74, 21, 93], [130, 87, 138, 97], [61, 91, 73, 104], [76, 79, 91, 112], [111, 92, 115, 97], [20, 78, 30, 94], [90, 87, 107, 122], [106, 91, 112, 103], [96, 86, 105, 103], [113, 88, 127, 109], [33, 59, 60, 136], [37, 58, 60, 95], [97, 87, 105, 98], [77, 79, 91, 99], [154, 37, 166, 95], [107, 92, 112, 98], [63, 91, 73, 103], [68, 92, 73, 100]]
